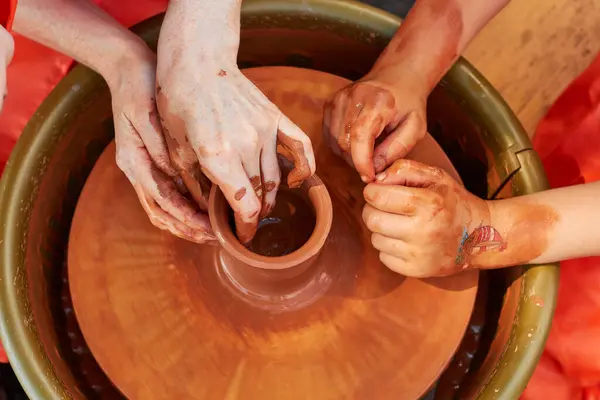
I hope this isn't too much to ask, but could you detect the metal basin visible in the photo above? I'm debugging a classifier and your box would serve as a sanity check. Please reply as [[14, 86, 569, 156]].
[[0, 1, 558, 399]]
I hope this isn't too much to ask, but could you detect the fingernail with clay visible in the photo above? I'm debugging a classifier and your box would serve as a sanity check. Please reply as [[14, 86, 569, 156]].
[[376, 172, 387, 182], [361, 175, 370, 183]]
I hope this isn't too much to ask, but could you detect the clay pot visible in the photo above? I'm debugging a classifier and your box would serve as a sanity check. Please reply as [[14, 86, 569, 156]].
[[208, 171, 334, 310], [0, 2, 558, 400]]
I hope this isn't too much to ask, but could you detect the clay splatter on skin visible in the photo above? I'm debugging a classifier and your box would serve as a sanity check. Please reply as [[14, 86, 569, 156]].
[[234, 188, 246, 201], [149, 167, 168, 199], [277, 131, 311, 188], [264, 181, 277, 192], [342, 86, 395, 152], [250, 175, 262, 198], [377, 159, 443, 188], [148, 107, 167, 142], [218, 69, 227, 77]]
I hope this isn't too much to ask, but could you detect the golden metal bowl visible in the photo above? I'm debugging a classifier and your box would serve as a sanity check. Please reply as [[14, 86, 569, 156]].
[[0, 1, 557, 399]]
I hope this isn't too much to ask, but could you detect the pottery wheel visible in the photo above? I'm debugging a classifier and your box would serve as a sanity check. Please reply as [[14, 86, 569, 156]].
[[69, 67, 478, 399]]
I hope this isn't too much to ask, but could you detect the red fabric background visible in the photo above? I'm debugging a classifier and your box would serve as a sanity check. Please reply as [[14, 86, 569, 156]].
[[1, 1, 600, 397], [0, 0, 17, 30], [523, 52, 600, 399], [0, 0, 168, 362]]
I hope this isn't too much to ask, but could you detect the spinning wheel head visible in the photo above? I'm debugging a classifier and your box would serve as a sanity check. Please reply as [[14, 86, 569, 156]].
[[68, 67, 478, 399]]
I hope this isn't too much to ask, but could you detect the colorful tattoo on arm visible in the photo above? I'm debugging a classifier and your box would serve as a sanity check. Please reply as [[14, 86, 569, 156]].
[[456, 224, 506, 266]]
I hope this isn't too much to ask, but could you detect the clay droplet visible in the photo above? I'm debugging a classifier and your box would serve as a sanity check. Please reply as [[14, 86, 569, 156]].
[[250, 176, 262, 196], [234, 188, 247, 201], [264, 181, 277, 192], [218, 69, 227, 77]]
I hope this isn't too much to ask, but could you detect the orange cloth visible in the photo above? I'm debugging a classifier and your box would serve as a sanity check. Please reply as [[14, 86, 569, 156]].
[[523, 52, 600, 399], [0, 0, 167, 362]]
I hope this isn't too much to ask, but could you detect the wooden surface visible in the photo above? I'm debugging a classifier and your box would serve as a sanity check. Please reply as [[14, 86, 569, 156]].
[[464, 0, 600, 136]]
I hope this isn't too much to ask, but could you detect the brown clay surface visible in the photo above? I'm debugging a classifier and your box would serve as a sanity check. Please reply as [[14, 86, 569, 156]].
[[68, 67, 478, 400]]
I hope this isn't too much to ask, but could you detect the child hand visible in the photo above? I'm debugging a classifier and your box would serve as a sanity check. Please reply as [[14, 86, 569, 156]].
[[322, 66, 427, 183], [362, 159, 496, 277]]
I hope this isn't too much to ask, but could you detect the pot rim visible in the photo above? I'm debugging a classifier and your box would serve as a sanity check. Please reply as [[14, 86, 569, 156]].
[[208, 174, 333, 270]]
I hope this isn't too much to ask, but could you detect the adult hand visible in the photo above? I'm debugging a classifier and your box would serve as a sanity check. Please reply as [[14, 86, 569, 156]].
[[10, 0, 212, 242], [0, 26, 14, 111], [156, 61, 316, 245], [323, 64, 428, 183], [361, 159, 492, 278], [110, 51, 213, 243]]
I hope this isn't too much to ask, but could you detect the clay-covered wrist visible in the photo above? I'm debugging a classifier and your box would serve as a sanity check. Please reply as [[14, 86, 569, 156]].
[[467, 199, 530, 270]]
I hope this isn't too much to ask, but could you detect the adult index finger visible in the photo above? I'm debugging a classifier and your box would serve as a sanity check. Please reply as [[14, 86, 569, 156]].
[[204, 156, 262, 245]]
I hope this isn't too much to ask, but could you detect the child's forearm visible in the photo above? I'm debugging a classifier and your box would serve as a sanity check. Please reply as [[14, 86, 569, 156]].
[[470, 181, 600, 269]]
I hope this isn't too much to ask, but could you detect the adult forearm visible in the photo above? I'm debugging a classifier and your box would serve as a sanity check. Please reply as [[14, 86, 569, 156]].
[[472, 182, 600, 269], [373, 0, 510, 92], [157, 0, 241, 76], [12, 0, 153, 87]]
